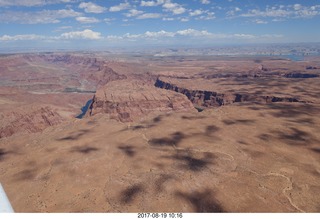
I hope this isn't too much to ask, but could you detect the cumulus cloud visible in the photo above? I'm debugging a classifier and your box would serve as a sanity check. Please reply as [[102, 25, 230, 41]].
[[0, 29, 283, 44], [200, 0, 210, 4], [240, 4, 320, 19], [140, 0, 164, 7], [254, 19, 268, 24], [162, 17, 174, 21], [196, 11, 215, 20], [0, 9, 81, 24], [60, 29, 102, 40], [105, 29, 282, 42], [0, 0, 76, 7], [180, 18, 189, 22], [190, 9, 204, 16], [109, 2, 130, 12], [125, 9, 144, 17], [137, 13, 162, 19], [162, 1, 186, 15], [76, 16, 99, 23], [0, 34, 46, 41], [79, 2, 106, 14]]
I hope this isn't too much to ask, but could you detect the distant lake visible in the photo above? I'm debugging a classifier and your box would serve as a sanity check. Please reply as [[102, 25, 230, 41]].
[[279, 54, 305, 61]]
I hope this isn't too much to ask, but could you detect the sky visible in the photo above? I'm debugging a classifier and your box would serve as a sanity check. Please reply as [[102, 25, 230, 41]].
[[0, 0, 320, 50]]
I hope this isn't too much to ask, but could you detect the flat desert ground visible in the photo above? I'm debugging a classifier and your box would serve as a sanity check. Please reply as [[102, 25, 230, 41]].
[[0, 53, 319, 212]]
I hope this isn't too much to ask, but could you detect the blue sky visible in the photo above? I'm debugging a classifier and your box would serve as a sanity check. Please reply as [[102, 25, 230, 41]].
[[0, 0, 319, 50]]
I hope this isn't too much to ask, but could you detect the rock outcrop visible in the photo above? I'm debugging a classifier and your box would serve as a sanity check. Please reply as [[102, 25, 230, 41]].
[[0, 106, 64, 138], [87, 79, 196, 122], [283, 73, 319, 78], [155, 78, 307, 107]]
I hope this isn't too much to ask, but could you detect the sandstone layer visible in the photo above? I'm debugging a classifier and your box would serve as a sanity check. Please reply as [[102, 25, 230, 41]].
[[88, 79, 197, 122], [155, 78, 308, 108], [0, 105, 64, 138]]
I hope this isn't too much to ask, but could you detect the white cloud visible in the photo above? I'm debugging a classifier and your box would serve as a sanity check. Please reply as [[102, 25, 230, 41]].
[[109, 29, 278, 41], [144, 30, 175, 37], [293, 4, 302, 11], [0, 0, 77, 7], [125, 9, 144, 17], [0, 34, 46, 41], [0, 29, 284, 44], [60, 29, 102, 40], [76, 16, 99, 23], [163, 17, 174, 21], [79, 2, 106, 14], [176, 29, 211, 37], [254, 19, 268, 24], [233, 33, 255, 39], [0, 9, 81, 24], [196, 12, 215, 20], [140, 0, 164, 7], [137, 13, 162, 19], [163, 1, 186, 15], [200, 0, 210, 4], [240, 4, 320, 19], [109, 2, 130, 12], [180, 18, 189, 22], [227, 7, 242, 17], [104, 18, 114, 24], [190, 9, 204, 16]]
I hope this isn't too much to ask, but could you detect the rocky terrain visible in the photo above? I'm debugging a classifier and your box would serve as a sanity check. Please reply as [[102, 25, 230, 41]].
[[0, 53, 319, 212], [88, 79, 196, 122], [155, 77, 309, 108]]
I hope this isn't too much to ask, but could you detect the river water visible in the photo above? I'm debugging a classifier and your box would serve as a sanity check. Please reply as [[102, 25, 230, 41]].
[[76, 99, 93, 119]]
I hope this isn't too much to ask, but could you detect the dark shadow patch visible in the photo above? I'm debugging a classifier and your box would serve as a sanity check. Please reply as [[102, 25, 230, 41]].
[[163, 150, 214, 172], [205, 125, 220, 136], [87, 120, 97, 125], [0, 148, 11, 161], [277, 127, 312, 145], [223, 119, 255, 125], [175, 189, 224, 212], [70, 146, 99, 154], [223, 120, 236, 125], [118, 145, 136, 157], [150, 132, 185, 147], [131, 125, 145, 130], [120, 184, 143, 204], [153, 115, 162, 123], [236, 119, 255, 124], [311, 148, 320, 154], [58, 129, 91, 141], [289, 118, 315, 125], [181, 115, 206, 120], [238, 140, 248, 145], [248, 106, 261, 111], [14, 169, 37, 181], [268, 104, 318, 119], [258, 134, 272, 142]]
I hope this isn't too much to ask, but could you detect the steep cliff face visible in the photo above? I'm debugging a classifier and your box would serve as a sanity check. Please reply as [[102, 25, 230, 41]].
[[87, 79, 196, 122], [283, 73, 319, 78], [27, 54, 127, 88], [155, 78, 306, 107], [86, 66, 127, 88], [0, 106, 64, 138]]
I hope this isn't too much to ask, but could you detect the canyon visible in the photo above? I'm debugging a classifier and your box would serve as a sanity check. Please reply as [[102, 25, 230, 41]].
[[0, 53, 319, 212]]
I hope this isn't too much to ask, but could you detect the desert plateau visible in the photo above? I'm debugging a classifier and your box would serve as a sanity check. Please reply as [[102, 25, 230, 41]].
[[0, 52, 319, 213]]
